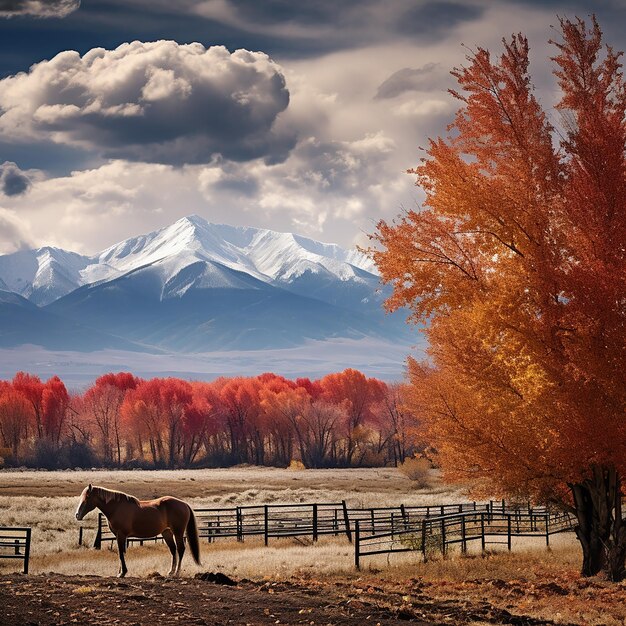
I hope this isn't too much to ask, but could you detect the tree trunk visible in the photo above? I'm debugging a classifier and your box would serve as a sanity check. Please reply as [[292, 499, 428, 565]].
[[569, 465, 626, 581]]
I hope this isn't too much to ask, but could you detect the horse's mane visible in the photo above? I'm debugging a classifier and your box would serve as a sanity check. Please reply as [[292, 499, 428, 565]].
[[92, 485, 139, 505]]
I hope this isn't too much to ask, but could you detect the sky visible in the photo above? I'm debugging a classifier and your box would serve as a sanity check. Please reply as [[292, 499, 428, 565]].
[[0, 0, 624, 255]]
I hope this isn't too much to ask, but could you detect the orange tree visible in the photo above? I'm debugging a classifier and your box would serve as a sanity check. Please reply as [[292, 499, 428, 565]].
[[369, 18, 626, 580]]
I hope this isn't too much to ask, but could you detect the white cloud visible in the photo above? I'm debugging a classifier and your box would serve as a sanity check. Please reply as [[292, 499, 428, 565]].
[[0, 208, 33, 253], [392, 99, 453, 117], [0, 41, 294, 164]]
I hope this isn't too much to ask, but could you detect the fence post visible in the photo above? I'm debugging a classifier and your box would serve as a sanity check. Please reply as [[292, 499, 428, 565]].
[[400, 504, 408, 530], [312, 504, 318, 542], [24, 528, 31, 575], [236, 507, 243, 542], [342, 500, 352, 543], [354, 521, 361, 570], [264, 505, 269, 547], [480, 513, 486, 552], [461, 515, 467, 553], [94, 513, 103, 549], [421, 519, 427, 562], [507, 514, 512, 551], [545, 513, 550, 547], [441, 518, 446, 557]]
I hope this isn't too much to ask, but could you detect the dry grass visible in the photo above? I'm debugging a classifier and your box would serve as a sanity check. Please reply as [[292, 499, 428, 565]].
[[0, 466, 466, 503], [0, 466, 466, 577]]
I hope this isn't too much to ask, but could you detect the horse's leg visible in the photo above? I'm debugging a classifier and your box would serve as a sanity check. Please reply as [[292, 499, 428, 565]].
[[162, 528, 177, 577], [174, 531, 186, 576], [116, 535, 128, 578]]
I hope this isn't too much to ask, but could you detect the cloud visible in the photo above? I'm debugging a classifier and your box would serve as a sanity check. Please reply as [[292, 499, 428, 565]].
[[0, 0, 79, 18], [395, 1, 483, 37], [4, 126, 411, 254], [0, 208, 33, 253], [375, 63, 445, 99], [0, 161, 31, 196], [189, 0, 485, 53], [0, 41, 294, 165], [392, 99, 453, 117]]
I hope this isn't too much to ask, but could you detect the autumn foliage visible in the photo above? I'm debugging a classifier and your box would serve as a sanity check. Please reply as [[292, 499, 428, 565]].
[[369, 17, 626, 579], [0, 369, 420, 471]]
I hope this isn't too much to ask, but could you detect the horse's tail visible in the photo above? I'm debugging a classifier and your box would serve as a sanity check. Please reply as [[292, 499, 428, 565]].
[[186, 506, 201, 565]]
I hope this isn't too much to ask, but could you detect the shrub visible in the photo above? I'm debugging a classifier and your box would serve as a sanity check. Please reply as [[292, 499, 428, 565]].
[[31, 438, 61, 469], [399, 457, 433, 488], [288, 459, 306, 471], [400, 529, 443, 558], [66, 441, 98, 468]]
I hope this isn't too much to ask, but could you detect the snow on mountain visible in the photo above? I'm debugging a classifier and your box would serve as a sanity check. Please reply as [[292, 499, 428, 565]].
[[0, 216, 410, 353], [0, 215, 380, 307], [0, 247, 91, 305], [93, 215, 378, 289]]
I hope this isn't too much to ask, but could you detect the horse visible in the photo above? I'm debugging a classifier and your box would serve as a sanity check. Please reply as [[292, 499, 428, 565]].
[[75, 484, 201, 578]]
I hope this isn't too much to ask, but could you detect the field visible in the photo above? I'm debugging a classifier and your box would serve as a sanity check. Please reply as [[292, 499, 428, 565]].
[[0, 467, 624, 625]]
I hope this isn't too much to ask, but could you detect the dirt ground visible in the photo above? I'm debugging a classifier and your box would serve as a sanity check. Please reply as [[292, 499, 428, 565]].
[[0, 572, 571, 626]]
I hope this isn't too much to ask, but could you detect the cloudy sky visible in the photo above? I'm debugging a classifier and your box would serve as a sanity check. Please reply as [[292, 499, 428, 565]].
[[0, 0, 624, 255]]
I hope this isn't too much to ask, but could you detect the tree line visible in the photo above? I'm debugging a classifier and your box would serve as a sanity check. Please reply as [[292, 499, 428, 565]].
[[0, 369, 421, 469]]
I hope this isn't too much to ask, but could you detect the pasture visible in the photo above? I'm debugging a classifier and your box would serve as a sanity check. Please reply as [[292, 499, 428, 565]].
[[0, 467, 624, 625]]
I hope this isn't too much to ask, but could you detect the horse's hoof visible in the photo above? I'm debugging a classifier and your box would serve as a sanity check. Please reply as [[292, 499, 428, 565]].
[[117, 572, 127, 578]]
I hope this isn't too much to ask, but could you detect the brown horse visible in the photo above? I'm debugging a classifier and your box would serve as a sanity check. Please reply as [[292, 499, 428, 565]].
[[75, 484, 200, 577]]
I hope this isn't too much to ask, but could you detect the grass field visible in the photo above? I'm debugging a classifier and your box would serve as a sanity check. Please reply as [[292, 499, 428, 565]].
[[0, 466, 623, 625]]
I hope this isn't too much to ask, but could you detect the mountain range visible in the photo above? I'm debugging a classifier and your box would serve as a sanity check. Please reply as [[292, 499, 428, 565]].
[[0, 216, 411, 353]]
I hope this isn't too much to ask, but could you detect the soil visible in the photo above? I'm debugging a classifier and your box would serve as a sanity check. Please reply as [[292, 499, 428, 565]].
[[0, 573, 569, 626]]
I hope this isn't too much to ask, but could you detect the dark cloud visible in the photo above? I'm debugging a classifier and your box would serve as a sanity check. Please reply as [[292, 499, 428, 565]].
[[396, 2, 483, 36], [225, 0, 351, 26], [0, 0, 80, 18], [0, 161, 31, 196], [375, 63, 444, 100], [0, 0, 491, 85], [0, 41, 295, 165]]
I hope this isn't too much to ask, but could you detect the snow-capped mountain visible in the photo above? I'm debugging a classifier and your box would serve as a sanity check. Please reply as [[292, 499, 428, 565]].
[[0, 247, 91, 305], [0, 216, 380, 304], [0, 216, 409, 352]]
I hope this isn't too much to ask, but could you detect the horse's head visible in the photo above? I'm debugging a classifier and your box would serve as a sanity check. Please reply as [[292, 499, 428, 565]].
[[75, 484, 96, 520]]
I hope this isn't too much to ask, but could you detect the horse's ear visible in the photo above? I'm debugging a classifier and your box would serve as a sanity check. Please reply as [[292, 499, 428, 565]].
[[88, 484, 92, 493]]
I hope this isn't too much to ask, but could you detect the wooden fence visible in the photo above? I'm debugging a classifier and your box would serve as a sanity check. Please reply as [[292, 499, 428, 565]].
[[81, 499, 568, 552], [87, 501, 353, 549], [0, 527, 32, 574], [354, 509, 576, 569]]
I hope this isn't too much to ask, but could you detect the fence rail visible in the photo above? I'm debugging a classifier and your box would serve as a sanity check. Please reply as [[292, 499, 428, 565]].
[[354, 509, 576, 569], [80, 499, 571, 555], [0, 527, 31, 574]]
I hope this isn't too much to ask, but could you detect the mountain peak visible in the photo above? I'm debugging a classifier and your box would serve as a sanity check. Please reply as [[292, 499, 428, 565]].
[[0, 215, 380, 307]]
